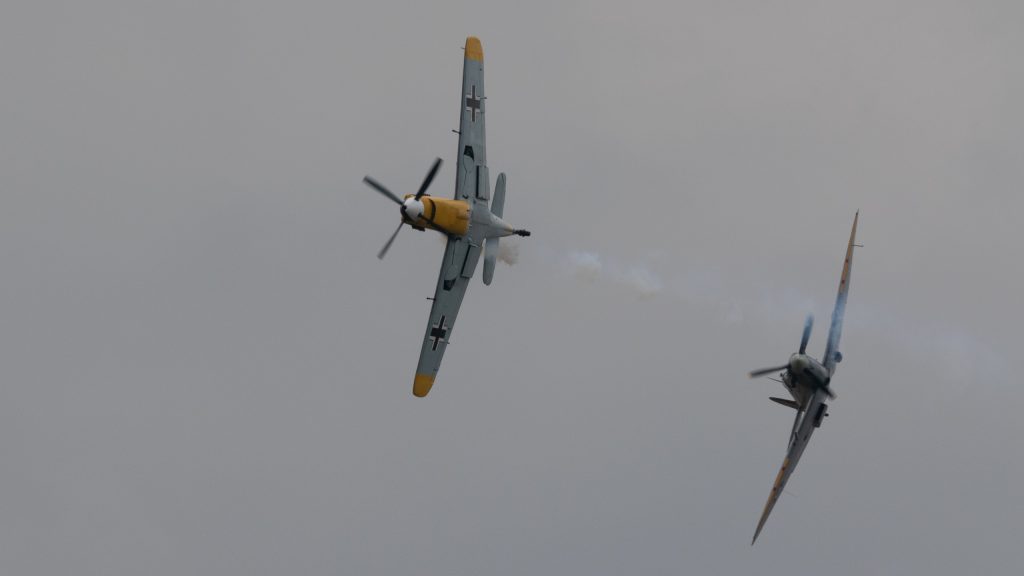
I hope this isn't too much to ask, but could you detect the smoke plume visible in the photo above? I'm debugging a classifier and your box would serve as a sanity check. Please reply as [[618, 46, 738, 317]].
[[498, 240, 519, 265], [567, 251, 603, 283], [566, 250, 663, 300]]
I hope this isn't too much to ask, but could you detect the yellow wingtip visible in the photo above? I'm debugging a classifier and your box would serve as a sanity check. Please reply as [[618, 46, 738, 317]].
[[413, 373, 436, 397], [465, 36, 483, 62]]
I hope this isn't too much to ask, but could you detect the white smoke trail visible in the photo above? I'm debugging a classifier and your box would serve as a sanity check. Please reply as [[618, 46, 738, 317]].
[[567, 251, 603, 283], [620, 266, 663, 300], [566, 250, 664, 300], [497, 240, 519, 265]]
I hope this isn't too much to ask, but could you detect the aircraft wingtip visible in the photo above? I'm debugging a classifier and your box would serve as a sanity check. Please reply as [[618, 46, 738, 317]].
[[465, 37, 483, 62], [413, 373, 435, 397]]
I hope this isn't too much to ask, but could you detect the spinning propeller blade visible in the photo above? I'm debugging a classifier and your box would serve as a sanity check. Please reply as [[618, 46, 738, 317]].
[[799, 314, 814, 354], [377, 222, 403, 260], [415, 158, 442, 200], [363, 157, 442, 260], [363, 176, 403, 205], [749, 365, 790, 379]]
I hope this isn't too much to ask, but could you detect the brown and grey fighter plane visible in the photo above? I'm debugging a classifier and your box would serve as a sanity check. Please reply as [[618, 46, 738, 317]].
[[748, 212, 860, 544]]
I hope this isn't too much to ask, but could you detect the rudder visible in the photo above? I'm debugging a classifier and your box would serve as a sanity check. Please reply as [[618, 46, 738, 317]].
[[483, 173, 506, 285], [491, 173, 505, 218]]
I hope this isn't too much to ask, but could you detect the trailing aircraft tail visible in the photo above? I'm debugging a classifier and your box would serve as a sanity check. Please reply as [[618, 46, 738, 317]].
[[483, 173, 506, 285], [769, 397, 800, 410], [491, 173, 506, 218]]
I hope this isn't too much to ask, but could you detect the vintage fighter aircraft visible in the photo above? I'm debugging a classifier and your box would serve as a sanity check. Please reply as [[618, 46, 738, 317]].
[[362, 37, 530, 397], [747, 212, 860, 544]]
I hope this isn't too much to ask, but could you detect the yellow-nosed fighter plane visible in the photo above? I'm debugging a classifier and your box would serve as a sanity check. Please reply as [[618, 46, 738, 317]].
[[748, 212, 860, 544], [362, 37, 530, 397]]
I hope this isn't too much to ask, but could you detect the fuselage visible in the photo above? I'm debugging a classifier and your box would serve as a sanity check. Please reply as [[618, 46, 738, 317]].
[[783, 353, 830, 408], [401, 195, 471, 236], [400, 193, 522, 241]]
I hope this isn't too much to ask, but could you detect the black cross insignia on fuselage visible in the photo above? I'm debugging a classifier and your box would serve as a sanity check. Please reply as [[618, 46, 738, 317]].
[[465, 85, 481, 122], [429, 315, 449, 351]]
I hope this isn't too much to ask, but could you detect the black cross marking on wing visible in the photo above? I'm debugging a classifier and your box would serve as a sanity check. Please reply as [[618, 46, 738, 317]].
[[465, 85, 481, 122], [429, 315, 448, 351]]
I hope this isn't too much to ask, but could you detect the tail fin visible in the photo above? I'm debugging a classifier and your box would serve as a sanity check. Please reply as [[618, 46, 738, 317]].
[[491, 173, 505, 218], [483, 173, 506, 285]]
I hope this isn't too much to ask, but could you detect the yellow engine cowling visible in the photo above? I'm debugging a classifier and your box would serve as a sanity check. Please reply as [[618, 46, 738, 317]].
[[403, 196, 471, 236]]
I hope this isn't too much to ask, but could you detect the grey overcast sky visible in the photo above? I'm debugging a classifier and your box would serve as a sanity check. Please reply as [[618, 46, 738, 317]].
[[2, 1, 1022, 574]]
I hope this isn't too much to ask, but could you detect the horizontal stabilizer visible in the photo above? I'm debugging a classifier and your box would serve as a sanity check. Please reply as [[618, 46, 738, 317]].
[[769, 397, 800, 410], [483, 237, 497, 285]]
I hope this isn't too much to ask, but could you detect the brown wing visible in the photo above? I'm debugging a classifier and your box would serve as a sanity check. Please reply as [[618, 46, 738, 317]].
[[751, 394, 826, 544]]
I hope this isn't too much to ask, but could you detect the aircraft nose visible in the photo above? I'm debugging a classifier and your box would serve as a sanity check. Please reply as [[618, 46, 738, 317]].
[[403, 198, 424, 220]]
